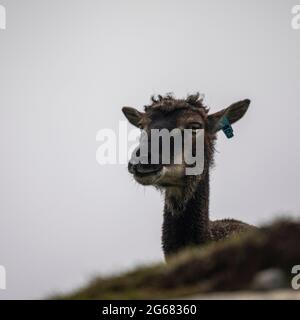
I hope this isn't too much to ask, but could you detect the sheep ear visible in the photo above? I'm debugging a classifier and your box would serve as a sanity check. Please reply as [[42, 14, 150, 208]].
[[122, 107, 145, 128], [207, 99, 251, 133]]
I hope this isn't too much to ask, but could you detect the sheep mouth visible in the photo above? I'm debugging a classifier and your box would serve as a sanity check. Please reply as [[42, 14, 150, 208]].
[[133, 165, 186, 187], [134, 167, 163, 178], [132, 164, 163, 183], [128, 162, 163, 182]]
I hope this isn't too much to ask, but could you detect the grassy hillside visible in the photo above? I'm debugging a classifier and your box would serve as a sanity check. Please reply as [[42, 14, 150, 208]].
[[55, 219, 300, 299]]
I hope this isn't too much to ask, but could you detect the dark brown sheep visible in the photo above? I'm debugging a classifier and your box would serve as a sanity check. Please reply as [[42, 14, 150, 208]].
[[123, 93, 255, 259]]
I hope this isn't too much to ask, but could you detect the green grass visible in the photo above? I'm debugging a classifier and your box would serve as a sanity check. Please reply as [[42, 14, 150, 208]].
[[54, 218, 300, 300]]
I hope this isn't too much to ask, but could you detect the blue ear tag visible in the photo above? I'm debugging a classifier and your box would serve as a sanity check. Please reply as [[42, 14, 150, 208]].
[[220, 116, 234, 139]]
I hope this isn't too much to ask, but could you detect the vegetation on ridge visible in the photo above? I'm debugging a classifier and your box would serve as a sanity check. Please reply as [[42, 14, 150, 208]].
[[54, 219, 300, 300]]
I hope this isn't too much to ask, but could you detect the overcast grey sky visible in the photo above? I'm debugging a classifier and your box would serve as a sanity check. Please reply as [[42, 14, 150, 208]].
[[0, 0, 299, 299]]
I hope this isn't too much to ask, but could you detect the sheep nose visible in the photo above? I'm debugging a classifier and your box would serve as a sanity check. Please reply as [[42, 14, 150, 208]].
[[128, 161, 136, 174], [128, 145, 162, 175], [128, 162, 162, 175]]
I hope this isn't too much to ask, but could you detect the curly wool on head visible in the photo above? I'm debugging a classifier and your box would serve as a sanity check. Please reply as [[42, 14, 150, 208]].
[[144, 93, 209, 115]]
